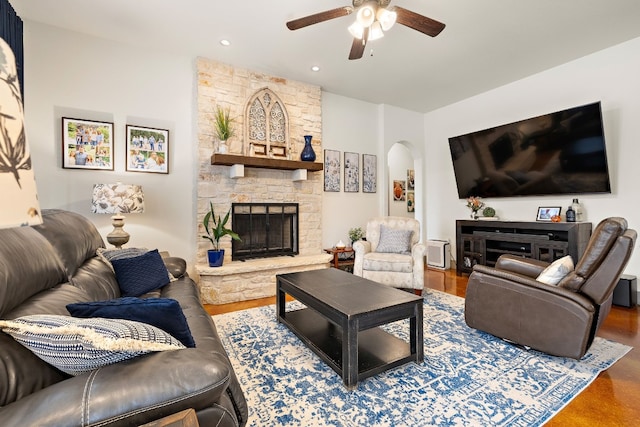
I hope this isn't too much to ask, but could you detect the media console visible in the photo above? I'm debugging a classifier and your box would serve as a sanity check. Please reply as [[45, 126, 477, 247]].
[[455, 220, 592, 275]]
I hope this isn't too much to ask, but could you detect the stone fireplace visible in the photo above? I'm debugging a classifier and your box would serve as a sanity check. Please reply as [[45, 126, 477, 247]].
[[195, 58, 331, 304]]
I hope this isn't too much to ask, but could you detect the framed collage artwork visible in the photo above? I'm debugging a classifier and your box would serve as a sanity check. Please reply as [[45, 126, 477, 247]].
[[125, 125, 169, 174], [62, 117, 114, 170]]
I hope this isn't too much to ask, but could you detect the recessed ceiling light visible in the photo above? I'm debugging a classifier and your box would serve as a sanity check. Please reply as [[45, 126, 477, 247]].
[[220, 39, 231, 46], [311, 65, 320, 72]]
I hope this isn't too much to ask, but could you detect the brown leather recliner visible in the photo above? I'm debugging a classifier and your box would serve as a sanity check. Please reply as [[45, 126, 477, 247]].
[[464, 217, 636, 359]]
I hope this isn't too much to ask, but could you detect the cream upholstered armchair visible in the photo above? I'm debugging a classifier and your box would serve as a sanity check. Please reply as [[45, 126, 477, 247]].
[[353, 216, 426, 294]]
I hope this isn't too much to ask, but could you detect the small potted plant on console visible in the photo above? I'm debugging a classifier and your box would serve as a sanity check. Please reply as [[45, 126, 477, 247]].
[[348, 226, 365, 246], [202, 202, 241, 267]]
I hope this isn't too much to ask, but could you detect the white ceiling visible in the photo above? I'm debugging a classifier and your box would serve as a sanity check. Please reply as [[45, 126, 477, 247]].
[[12, 0, 640, 113]]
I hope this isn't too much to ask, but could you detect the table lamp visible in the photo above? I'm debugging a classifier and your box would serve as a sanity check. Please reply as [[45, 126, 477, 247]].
[[0, 37, 42, 229], [91, 183, 144, 248]]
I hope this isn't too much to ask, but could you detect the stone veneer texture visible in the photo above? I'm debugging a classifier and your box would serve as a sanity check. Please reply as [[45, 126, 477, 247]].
[[196, 57, 324, 269]]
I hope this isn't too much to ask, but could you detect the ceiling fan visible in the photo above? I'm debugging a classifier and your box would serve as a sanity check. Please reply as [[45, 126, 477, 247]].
[[286, 0, 446, 60]]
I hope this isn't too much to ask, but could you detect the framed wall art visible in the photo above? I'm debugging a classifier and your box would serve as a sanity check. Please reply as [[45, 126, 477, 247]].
[[407, 169, 415, 190], [363, 153, 377, 193], [324, 149, 340, 192], [62, 117, 114, 170], [393, 180, 406, 201], [407, 191, 415, 212], [536, 206, 561, 221], [344, 151, 359, 192], [125, 125, 169, 174]]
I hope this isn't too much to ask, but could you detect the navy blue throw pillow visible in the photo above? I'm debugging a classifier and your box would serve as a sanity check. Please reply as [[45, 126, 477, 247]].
[[66, 297, 196, 348], [111, 249, 170, 297]]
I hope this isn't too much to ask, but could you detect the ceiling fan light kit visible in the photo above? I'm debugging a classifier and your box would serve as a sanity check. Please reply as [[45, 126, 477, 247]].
[[368, 21, 385, 41], [286, 1, 445, 60], [377, 7, 397, 31], [356, 3, 376, 27], [348, 21, 365, 39]]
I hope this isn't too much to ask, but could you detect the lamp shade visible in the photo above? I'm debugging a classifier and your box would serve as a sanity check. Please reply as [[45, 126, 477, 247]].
[[91, 183, 145, 214], [0, 37, 42, 229]]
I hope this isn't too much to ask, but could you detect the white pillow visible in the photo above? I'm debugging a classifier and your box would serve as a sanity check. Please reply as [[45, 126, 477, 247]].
[[536, 255, 575, 286]]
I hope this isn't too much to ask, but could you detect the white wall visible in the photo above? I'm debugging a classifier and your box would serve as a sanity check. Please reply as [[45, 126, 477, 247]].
[[425, 36, 640, 275], [23, 22, 198, 271], [321, 92, 380, 247], [321, 95, 427, 248]]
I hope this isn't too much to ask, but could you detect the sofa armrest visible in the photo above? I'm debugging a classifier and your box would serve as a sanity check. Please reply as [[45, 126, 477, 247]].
[[163, 256, 187, 278], [493, 254, 549, 278], [352, 240, 371, 276], [0, 349, 231, 427], [411, 242, 426, 289]]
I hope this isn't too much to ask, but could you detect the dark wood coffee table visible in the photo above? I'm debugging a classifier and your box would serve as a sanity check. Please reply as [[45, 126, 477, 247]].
[[276, 268, 423, 389]]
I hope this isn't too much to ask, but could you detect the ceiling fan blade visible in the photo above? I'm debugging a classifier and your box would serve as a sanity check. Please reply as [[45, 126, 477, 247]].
[[394, 6, 446, 37], [286, 6, 354, 31], [348, 27, 369, 60]]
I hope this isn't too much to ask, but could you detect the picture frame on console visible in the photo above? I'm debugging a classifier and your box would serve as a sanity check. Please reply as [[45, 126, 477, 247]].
[[125, 125, 169, 174], [536, 206, 561, 221], [62, 117, 114, 170]]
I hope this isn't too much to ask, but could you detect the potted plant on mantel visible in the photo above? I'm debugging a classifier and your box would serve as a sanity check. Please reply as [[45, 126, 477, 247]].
[[202, 201, 241, 267], [213, 106, 235, 154]]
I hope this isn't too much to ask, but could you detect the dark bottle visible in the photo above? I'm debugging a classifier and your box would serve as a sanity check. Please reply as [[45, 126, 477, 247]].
[[566, 206, 576, 222]]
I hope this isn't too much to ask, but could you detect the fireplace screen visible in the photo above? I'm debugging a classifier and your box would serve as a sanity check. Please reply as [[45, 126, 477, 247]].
[[231, 203, 299, 261]]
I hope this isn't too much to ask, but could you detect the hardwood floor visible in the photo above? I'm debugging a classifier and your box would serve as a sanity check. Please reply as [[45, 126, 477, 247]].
[[204, 268, 640, 426]]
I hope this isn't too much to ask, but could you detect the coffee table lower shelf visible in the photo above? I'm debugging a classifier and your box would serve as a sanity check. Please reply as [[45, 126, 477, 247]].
[[281, 307, 414, 385]]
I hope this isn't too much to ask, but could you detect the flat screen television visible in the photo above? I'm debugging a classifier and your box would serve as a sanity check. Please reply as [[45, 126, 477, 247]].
[[448, 101, 612, 199]]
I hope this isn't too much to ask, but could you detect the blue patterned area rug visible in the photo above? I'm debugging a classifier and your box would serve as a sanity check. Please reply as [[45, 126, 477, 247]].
[[213, 290, 631, 426]]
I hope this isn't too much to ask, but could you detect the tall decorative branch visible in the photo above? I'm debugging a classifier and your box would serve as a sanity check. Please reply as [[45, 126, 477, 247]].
[[0, 49, 30, 189]]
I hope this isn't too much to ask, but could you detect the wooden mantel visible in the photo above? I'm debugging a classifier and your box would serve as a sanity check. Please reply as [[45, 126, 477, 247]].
[[211, 153, 323, 172]]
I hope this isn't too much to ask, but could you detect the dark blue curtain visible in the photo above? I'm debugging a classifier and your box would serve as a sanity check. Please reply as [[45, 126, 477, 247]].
[[0, 0, 24, 98]]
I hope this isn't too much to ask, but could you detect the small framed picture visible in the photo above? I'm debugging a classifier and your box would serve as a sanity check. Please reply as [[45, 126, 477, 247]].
[[362, 153, 377, 193], [324, 149, 340, 192], [62, 117, 114, 170], [407, 191, 415, 212], [125, 125, 169, 174], [393, 180, 406, 201], [344, 151, 359, 192], [536, 206, 561, 221]]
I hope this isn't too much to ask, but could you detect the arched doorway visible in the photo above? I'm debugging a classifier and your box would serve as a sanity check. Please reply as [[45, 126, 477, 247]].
[[387, 142, 416, 218]]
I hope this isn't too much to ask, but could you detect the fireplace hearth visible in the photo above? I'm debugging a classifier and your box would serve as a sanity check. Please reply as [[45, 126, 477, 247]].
[[232, 203, 299, 261]]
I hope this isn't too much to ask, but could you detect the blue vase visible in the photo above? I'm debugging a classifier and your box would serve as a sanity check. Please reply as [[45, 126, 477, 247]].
[[300, 135, 316, 162], [207, 249, 225, 267]]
